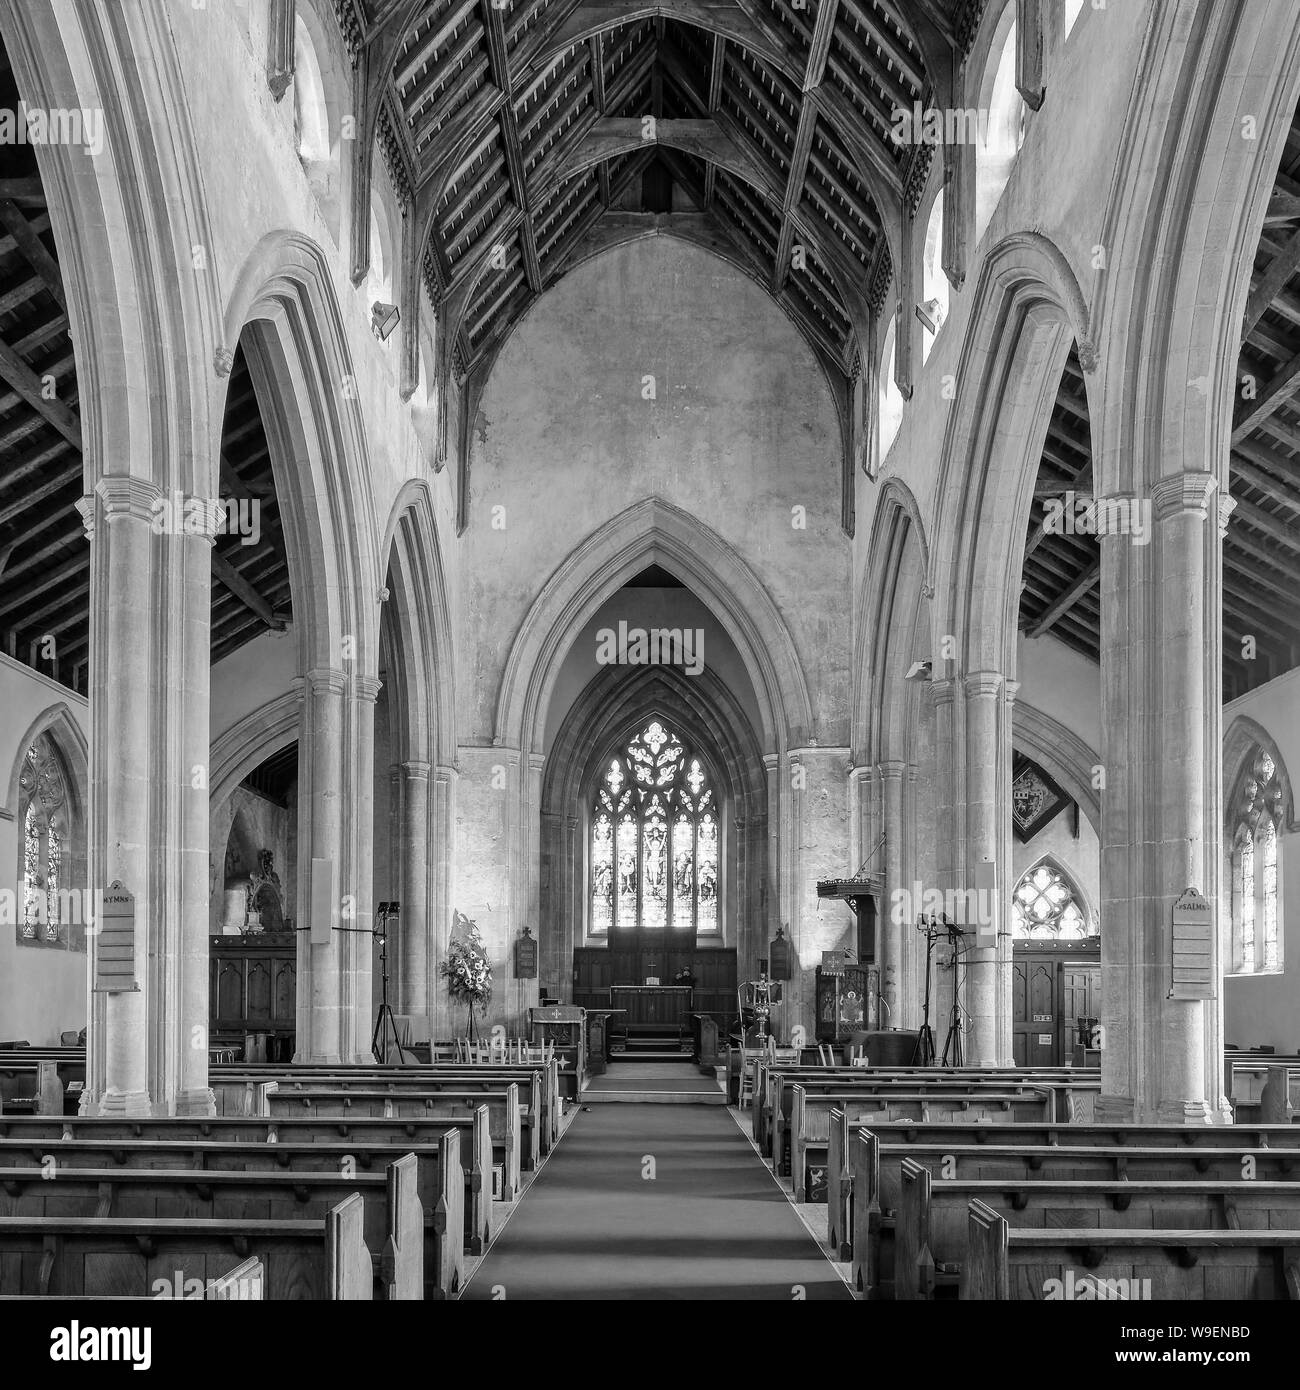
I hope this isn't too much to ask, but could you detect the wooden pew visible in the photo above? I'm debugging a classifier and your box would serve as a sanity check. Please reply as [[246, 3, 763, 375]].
[[0, 1110, 511, 1226], [896, 1161, 1300, 1299], [788, 1085, 1054, 1201], [963, 1199, 1300, 1300], [0, 1254, 265, 1301], [0, 1119, 483, 1276], [213, 1060, 559, 1152], [259, 1082, 525, 1197], [0, 1148, 446, 1300], [1230, 1063, 1300, 1124], [827, 1107, 1300, 1265], [0, 1063, 66, 1116], [848, 1124, 1300, 1296], [756, 1064, 1100, 1155], [0, 1195, 380, 1299]]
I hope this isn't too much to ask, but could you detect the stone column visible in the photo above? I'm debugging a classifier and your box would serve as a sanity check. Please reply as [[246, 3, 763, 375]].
[[343, 674, 380, 1063], [398, 759, 431, 1017], [1098, 473, 1227, 1122], [176, 516, 217, 1115], [296, 669, 345, 1063], [78, 480, 215, 1116], [963, 671, 1005, 1067], [878, 759, 905, 1021], [79, 482, 153, 1115]]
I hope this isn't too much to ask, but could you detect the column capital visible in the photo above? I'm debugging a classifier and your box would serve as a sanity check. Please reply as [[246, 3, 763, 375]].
[[1150, 470, 1217, 523], [401, 759, 432, 782], [88, 477, 166, 527], [352, 674, 383, 703], [876, 759, 906, 781], [305, 667, 349, 697], [963, 670, 1004, 700], [930, 676, 959, 706], [1002, 677, 1021, 707], [1217, 493, 1237, 538]]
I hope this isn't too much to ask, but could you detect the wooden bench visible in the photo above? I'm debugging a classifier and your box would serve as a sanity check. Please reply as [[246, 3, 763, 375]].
[[756, 1065, 1099, 1154], [0, 1109, 514, 1220], [847, 1123, 1300, 1296], [788, 1086, 1054, 1201], [1229, 1063, 1300, 1124], [214, 1060, 560, 1151], [258, 1083, 526, 1196], [0, 1192, 390, 1299], [828, 1114, 1300, 1265], [0, 1063, 66, 1116], [897, 1163, 1300, 1299], [0, 1254, 265, 1301], [963, 1199, 1300, 1300], [0, 1120, 482, 1276], [0, 1147, 450, 1300]]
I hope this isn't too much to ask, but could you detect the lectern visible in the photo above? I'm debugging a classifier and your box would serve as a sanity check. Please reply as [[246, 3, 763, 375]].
[[530, 1003, 587, 1099]]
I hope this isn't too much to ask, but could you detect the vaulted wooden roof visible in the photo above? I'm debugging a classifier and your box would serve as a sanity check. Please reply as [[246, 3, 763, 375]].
[[341, 0, 974, 384]]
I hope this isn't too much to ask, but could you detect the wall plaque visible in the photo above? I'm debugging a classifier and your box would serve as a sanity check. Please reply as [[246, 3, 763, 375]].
[[93, 881, 138, 993], [515, 926, 537, 979], [1170, 886, 1214, 1000]]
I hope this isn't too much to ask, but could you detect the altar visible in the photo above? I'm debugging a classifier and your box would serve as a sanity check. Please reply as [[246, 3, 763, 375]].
[[610, 985, 693, 1038]]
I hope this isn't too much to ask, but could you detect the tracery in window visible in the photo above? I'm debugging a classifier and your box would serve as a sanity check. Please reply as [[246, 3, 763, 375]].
[[590, 719, 719, 935], [1230, 748, 1283, 973], [18, 736, 68, 942], [1011, 861, 1093, 940]]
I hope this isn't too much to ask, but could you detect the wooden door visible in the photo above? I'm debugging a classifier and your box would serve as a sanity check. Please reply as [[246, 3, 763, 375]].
[[1061, 961, 1101, 1060], [1012, 955, 1057, 1066]]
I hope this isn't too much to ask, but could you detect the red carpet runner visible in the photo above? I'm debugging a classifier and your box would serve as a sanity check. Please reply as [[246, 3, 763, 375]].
[[462, 1103, 852, 1300]]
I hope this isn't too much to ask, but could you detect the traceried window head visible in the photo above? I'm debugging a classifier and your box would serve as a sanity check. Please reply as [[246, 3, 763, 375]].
[[590, 719, 719, 936], [1011, 861, 1093, 940], [18, 735, 69, 943], [1230, 747, 1284, 973]]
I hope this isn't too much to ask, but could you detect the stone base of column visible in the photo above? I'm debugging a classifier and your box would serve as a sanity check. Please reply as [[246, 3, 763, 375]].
[[1156, 1099, 1213, 1125], [83, 1088, 154, 1118], [174, 1087, 217, 1117], [1094, 1093, 1135, 1124]]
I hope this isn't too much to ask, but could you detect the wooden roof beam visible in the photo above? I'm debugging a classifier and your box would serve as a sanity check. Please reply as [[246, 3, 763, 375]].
[[0, 200, 65, 308], [1025, 557, 1101, 639], [1243, 223, 1300, 339], [1232, 346, 1300, 442], [211, 550, 289, 630], [0, 338, 81, 450]]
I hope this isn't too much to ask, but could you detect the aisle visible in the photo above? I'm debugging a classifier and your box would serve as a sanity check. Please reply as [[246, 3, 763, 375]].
[[460, 1103, 853, 1300]]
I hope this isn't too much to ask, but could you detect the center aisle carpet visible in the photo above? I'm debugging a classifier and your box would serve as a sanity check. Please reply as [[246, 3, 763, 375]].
[[461, 1104, 852, 1300]]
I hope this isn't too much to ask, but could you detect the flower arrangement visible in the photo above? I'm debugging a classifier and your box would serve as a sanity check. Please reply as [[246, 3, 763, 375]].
[[441, 911, 492, 1038], [673, 966, 696, 986]]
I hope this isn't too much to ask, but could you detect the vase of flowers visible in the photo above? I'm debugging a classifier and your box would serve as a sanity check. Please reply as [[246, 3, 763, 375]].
[[441, 911, 493, 1041], [674, 966, 696, 988]]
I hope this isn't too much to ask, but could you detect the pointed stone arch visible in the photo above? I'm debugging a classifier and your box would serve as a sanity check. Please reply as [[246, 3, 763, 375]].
[[4, 704, 88, 826], [1224, 714, 1298, 835], [1013, 701, 1102, 835], [495, 497, 813, 758]]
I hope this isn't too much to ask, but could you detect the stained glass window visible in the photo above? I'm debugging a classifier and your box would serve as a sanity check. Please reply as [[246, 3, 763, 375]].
[[1231, 748, 1283, 973], [1011, 862, 1093, 940], [18, 736, 69, 943], [590, 720, 719, 934]]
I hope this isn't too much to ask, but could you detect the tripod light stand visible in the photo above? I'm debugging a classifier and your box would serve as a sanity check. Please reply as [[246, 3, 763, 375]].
[[371, 901, 408, 1065], [940, 917, 969, 1068], [914, 916, 941, 1065]]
